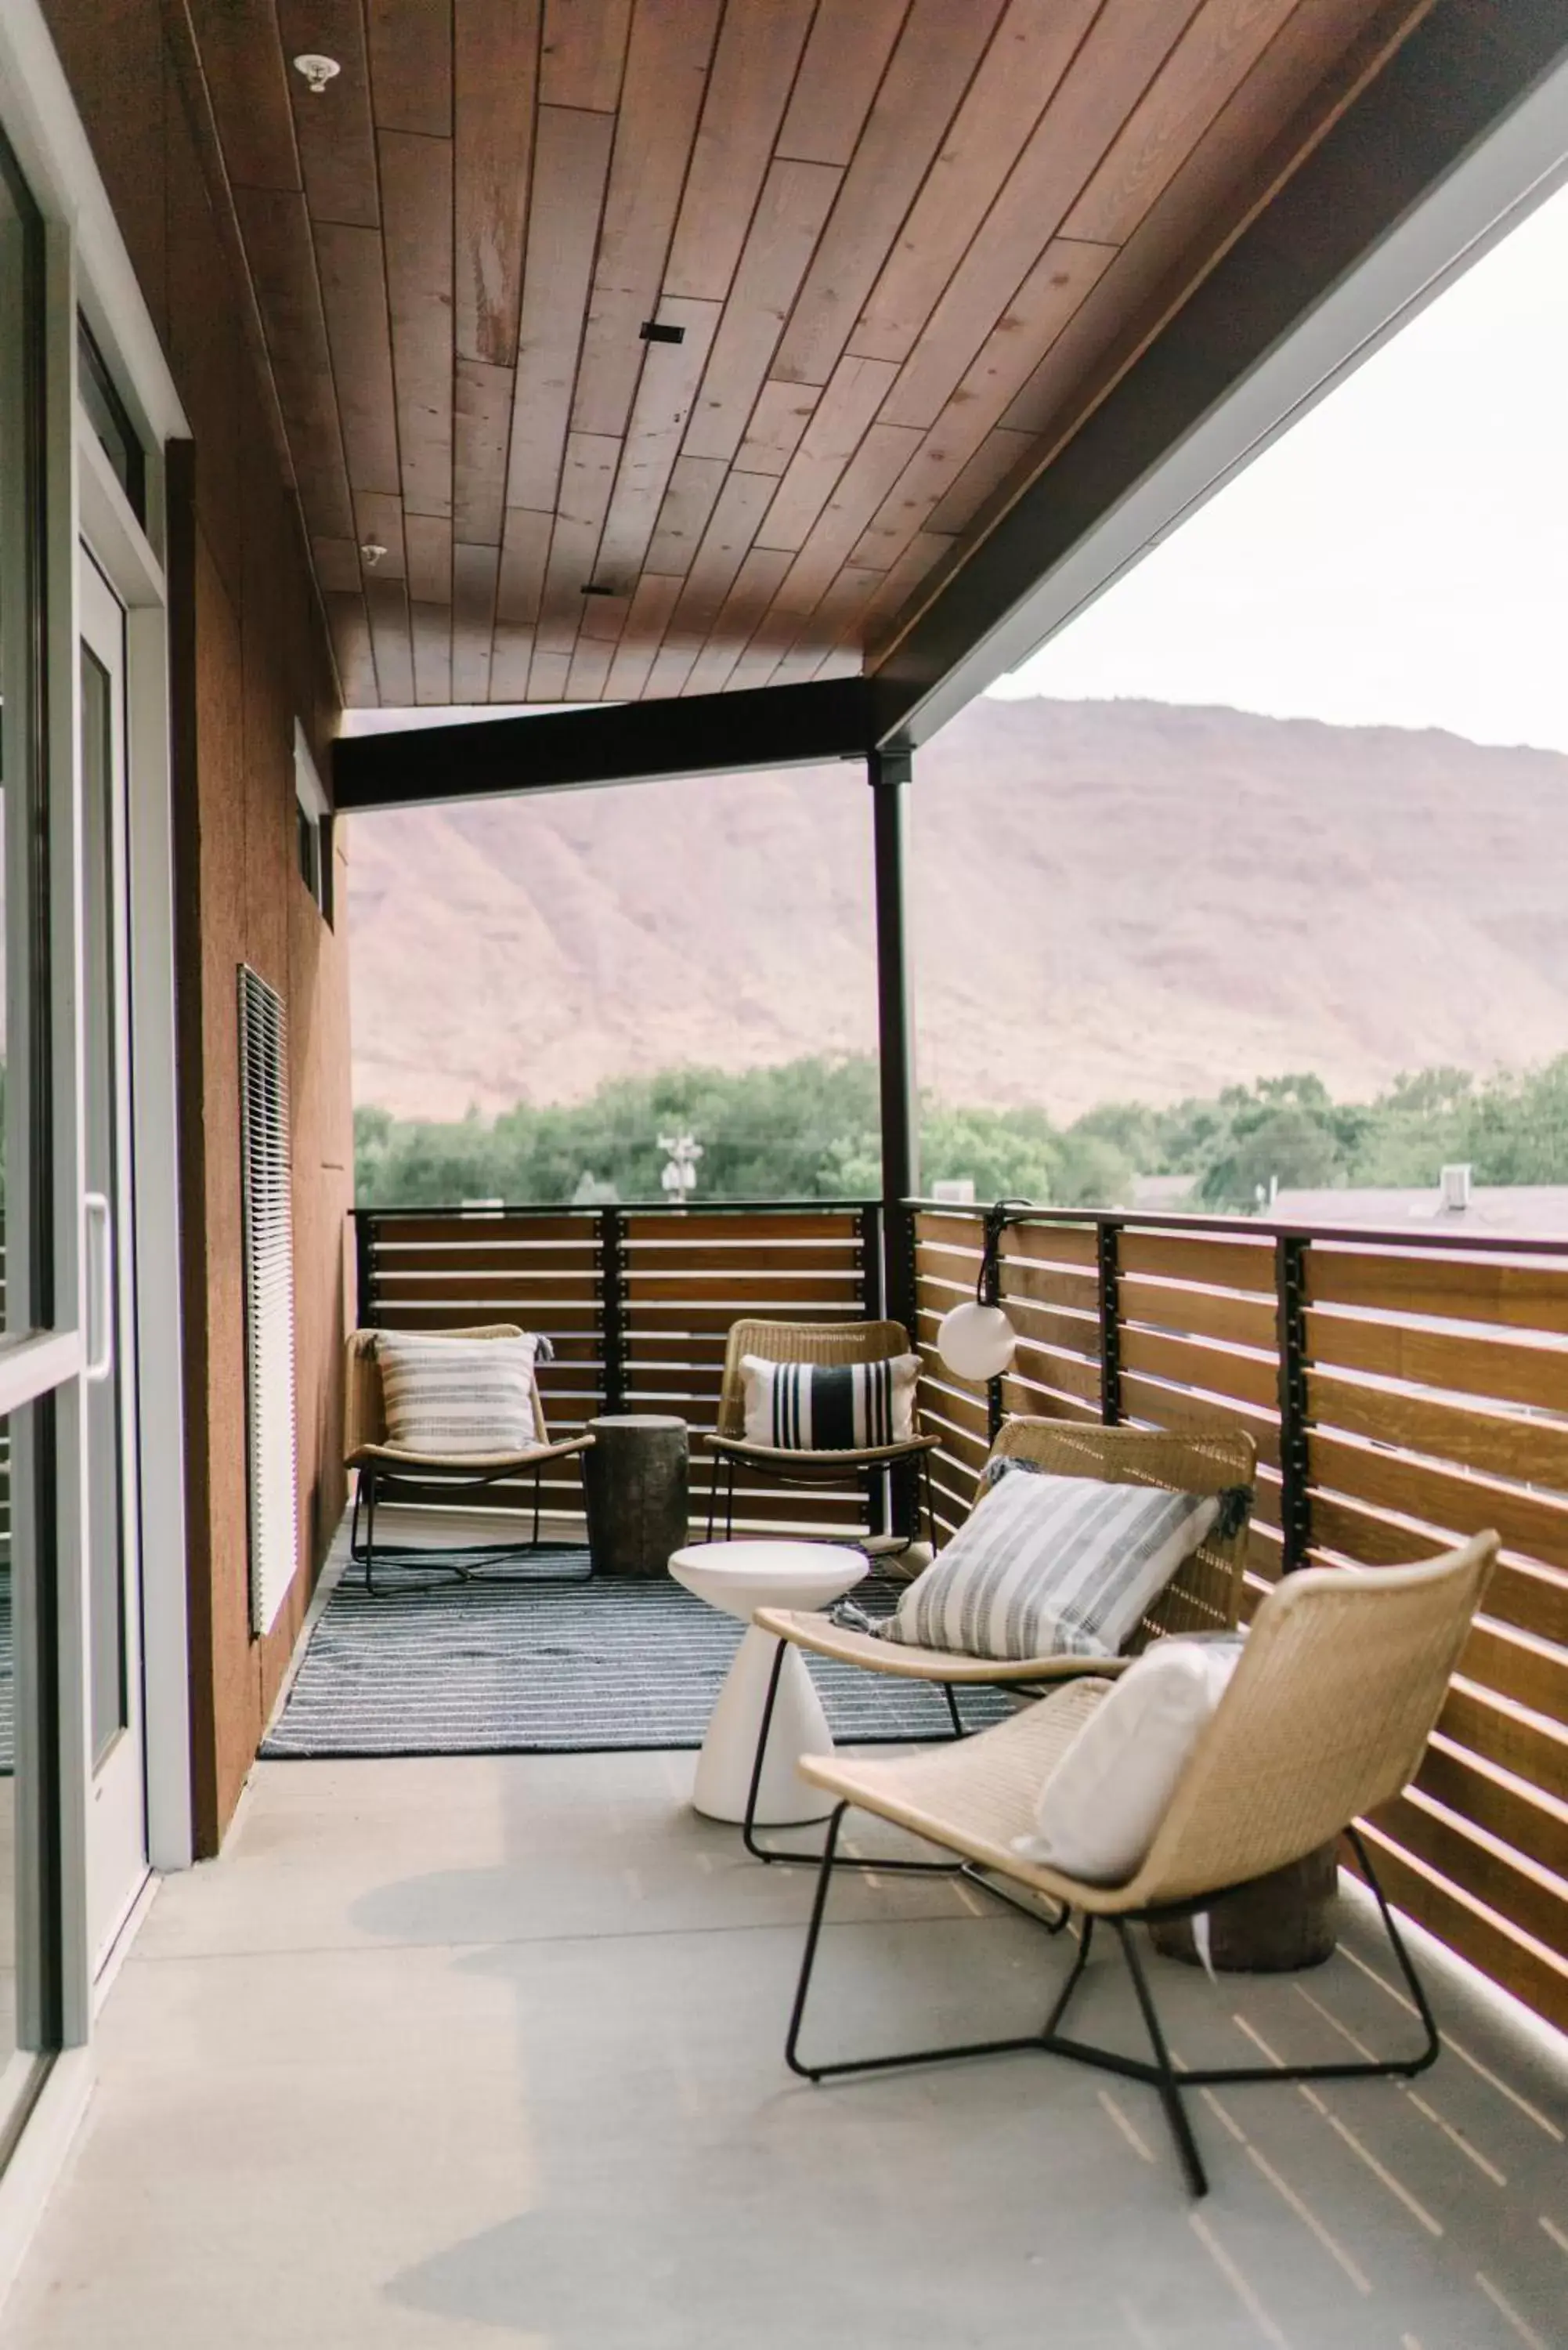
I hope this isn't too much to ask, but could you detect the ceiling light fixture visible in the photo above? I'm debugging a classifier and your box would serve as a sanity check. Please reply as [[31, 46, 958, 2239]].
[[293, 53, 341, 95], [360, 540, 387, 569], [639, 320, 685, 345]]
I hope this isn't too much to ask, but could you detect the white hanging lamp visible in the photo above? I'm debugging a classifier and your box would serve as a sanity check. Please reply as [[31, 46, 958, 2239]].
[[936, 1198, 1029, 1382]]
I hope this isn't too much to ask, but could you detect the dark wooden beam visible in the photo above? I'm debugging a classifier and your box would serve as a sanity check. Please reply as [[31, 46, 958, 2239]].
[[871, 0, 1568, 743], [331, 675, 892, 807]]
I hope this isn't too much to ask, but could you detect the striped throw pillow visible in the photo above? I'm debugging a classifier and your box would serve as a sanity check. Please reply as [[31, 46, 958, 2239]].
[[883, 1469, 1221, 1662], [739, 1353, 920, 1451], [377, 1332, 540, 1457]]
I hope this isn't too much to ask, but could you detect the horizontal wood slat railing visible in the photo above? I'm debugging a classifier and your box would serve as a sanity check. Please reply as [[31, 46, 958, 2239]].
[[353, 1202, 880, 1540], [913, 1201, 1568, 2040]]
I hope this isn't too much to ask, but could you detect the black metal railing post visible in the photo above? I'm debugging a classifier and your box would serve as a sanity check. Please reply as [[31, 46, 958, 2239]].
[[599, 1205, 626, 1415], [1097, 1217, 1122, 1425], [984, 1209, 1006, 1441], [354, 1208, 378, 1325], [859, 1200, 885, 1322], [1276, 1232, 1311, 1572]]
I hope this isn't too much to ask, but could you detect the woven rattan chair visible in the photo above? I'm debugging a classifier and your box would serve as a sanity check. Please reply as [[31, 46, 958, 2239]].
[[345, 1324, 593, 1593], [742, 1415, 1256, 1863], [703, 1317, 939, 1549], [782, 1530, 1498, 2196]]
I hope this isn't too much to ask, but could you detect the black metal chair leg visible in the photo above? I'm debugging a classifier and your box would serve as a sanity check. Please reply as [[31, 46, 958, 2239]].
[[742, 1639, 792, 1864], [533, 1468, 542, 1548], [1116, 1921, 1209, 2196], [1040, 1914, 1093, 2036], [943, 1683, 966, 1739], [724, 1455, 737, 1542], [786, 1805, 848, 2079], [349, 1470, 365, 1562], [1346, 1826, 1441, 2073], [363, 1470, 381, 1598]]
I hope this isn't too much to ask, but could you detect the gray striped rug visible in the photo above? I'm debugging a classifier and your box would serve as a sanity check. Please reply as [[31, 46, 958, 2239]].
[[262, 1547, 1013, 1759]]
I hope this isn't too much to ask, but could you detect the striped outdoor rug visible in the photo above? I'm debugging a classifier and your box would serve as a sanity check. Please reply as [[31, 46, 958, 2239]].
[[262, 1546, 1013, 1759]]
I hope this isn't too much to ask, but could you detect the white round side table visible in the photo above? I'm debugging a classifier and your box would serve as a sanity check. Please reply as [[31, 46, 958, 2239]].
[[669, 1539, 869, 1824]]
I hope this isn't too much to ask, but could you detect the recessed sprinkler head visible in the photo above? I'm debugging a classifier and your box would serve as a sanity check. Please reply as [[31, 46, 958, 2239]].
[[293, 53, 341, 96], [360, 540, 388, 570]]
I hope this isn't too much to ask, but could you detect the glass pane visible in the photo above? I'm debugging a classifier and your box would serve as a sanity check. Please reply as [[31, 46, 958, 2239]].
[[81, 642, 128, 1761]]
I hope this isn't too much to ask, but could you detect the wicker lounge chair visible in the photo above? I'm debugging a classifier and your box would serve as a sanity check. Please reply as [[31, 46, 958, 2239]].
[[703, 1316, 939, 1548], [344, 1324, 593, 1593], [742, 1415, 1256, 1862], [782, 1529, 1498, 2196]]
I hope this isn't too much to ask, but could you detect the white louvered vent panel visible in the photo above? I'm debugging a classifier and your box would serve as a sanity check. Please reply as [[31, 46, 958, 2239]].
[[239, 965, 298, 1636]]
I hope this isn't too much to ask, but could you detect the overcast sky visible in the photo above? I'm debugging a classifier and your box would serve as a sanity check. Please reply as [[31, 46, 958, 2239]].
[[994, 179, 1568, 754]]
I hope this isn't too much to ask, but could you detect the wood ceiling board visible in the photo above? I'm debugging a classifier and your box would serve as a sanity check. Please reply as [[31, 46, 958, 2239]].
[[877, 0, 1205, 434], [497, 507, 554, 624], [925, 427, 1035, 535], [312, 535, 363, 594], [756, 561, 882, 688], [852, 237, 1115, 569], [844, 0, 1104, 367], [453, 358, 515, 544], [351, 490, 407, 577], [540, 0, 634, 110], [504, 104, 616, 512], [490, 625, 536, 697], [411, 599, 453, 703], [591, 297, 722, 588], [681, 159, 843, 463], [604, 571, 684, 698], [770, 421, 923, 616], [641, 643, 699, 697], [380, 127, 454, 521], [774, 0, 919, 169], [366, 0, 453, 137], [771, 0, 1010, 388], [405, 514, 453, 603], [998, 0, 1430, 439], [1061, 0, 1305, 246], [324, 588, 378, 701], [753, 353, 900, 552], [452, 542, 501, 700], [533, 429, 620, 656], [528, 649, 574, 699], [279, 0, 379, 227], [568, 0, 722, 439], [858, 528, 953, 639], [565, 637, 616, 699], [455, 0, 542, 366], [186, 0, 300, 192], [365, 572, 414, 702], [663, 0, 816, 302], [233, 186, 354, 537], [733, 378, 819, 477], [315, 219, 401, 494], [678, 545, 794, 695], [665, 468, 780, 645], [644, 454, 728, 573]]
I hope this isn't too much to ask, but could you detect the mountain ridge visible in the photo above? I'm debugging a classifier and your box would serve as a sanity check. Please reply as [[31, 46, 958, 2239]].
[[346, 695, 1568, 1123]]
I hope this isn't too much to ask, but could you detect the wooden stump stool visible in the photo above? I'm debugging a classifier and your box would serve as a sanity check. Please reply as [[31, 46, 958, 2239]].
[[584, 1415, 689, 1577], [1151, 1838, 1341, 1972]]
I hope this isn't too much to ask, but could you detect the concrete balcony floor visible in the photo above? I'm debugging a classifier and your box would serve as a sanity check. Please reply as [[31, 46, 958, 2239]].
[[5, 1744, 1566, 2348]]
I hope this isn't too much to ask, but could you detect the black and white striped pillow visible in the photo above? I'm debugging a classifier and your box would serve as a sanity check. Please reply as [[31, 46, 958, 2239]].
[[883, 1469, 1221, 1661], [377, 1332, 540, 1457], [739, 1353, 920, 1451]]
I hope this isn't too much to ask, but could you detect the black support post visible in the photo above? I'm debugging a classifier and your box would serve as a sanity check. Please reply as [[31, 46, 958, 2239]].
[[355, 1210, 378, 1326], [869, 746, 918, 1334], [1276, 1233, 1310, 1573]]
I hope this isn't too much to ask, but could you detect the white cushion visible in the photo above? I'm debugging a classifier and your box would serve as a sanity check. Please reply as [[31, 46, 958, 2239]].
[[1015, 1636, 1245, 1883], [739, 1352, 919, 1450], [376, 1332, 540, 1456], [883, 1467, 1222, 1662]]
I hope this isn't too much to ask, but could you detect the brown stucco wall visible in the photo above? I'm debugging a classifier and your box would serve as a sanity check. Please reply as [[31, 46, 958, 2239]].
[[42, 0, 355, 1852]]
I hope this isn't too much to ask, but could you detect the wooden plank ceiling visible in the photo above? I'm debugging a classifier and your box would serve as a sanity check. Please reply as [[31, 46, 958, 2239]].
[[188, 0, 1425, 709]]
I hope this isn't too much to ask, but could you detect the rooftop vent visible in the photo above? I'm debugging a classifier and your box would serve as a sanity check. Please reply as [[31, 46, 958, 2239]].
[[1440, 1162, 1473, 1213]]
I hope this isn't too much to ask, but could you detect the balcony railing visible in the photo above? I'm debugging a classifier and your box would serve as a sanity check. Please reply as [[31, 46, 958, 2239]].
[[353, 1201, 883, 1539], [351, 1194, 1567, 2042], [914, 1202, 1568, 2043]]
